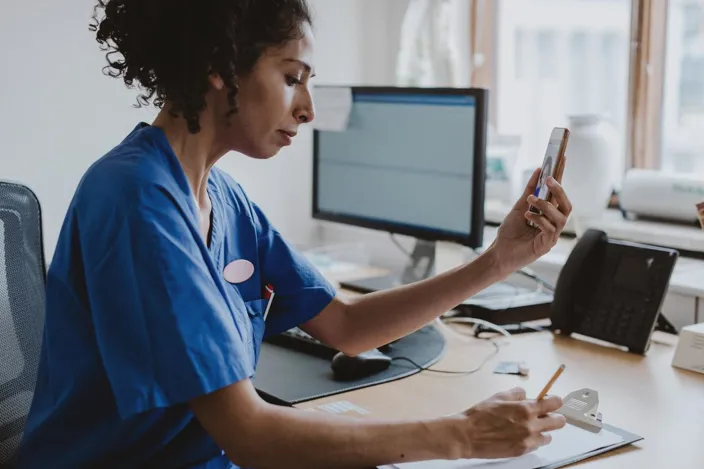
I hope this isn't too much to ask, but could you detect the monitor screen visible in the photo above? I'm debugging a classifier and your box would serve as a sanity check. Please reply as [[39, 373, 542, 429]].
[[313, 88, 486, 247]]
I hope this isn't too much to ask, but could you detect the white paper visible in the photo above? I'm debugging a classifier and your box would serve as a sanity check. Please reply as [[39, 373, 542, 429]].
[[382, 425, 624, 469], [312, 87, 353, 131]]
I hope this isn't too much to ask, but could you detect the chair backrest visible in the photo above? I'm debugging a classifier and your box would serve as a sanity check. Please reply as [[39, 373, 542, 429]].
[[0, 182, 46, 467]]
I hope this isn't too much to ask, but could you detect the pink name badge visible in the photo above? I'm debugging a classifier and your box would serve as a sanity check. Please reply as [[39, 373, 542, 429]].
[[223, 259, 255, 284]]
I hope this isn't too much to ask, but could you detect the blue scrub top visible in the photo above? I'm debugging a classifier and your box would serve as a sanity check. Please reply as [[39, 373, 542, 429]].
[[16, 123, 336, 468]]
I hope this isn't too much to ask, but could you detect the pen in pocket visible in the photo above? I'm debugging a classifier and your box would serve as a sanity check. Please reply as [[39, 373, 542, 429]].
[[263, 284, 275, 320]]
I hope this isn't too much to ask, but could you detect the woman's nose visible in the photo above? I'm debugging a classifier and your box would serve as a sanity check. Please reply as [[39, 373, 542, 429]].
[[297, 106, 314, 124]]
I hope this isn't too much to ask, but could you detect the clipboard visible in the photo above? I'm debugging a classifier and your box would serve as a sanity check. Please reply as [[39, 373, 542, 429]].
[[378, 388, 643, 469], [542, 388, 643, 469], [538, 423, 642, 469]]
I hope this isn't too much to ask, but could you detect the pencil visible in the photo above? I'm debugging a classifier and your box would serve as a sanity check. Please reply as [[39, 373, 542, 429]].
[[537, 364, 565, 400]]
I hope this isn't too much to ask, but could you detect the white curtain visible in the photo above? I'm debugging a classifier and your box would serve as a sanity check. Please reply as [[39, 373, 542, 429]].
[[395, 0, 472, 87]]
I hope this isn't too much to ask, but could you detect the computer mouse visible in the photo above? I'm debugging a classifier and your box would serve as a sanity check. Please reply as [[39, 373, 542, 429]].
[[330, 349, 392, 381]]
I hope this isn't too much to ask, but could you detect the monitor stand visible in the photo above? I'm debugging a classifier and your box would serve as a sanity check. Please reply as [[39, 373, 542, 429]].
[[340, 239, 437, 293]]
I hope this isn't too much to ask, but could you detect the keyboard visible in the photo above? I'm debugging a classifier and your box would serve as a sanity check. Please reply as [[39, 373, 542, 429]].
[[264, 328, 339, 359], [265, 328, 395, 358]]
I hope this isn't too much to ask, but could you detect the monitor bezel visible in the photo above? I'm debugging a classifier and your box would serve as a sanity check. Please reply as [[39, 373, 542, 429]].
[[312, 86, 487, 249]]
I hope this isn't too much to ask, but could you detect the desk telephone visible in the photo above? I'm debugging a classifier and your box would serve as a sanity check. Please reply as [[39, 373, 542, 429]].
[[550, 229, 678, 354]]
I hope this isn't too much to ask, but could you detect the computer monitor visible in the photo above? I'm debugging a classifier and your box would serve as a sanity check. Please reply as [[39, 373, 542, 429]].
[[313, 87, 488, 291]]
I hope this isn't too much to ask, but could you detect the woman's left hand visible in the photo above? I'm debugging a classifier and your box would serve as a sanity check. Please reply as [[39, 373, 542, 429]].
[[490, 168, 573, 275]]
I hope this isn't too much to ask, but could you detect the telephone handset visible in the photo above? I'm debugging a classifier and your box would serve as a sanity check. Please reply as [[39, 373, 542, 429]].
[[551, 229, 678, 354]]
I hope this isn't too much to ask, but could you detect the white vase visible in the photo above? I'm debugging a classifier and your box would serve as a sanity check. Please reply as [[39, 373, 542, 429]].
[[562, 115, 618, 232]]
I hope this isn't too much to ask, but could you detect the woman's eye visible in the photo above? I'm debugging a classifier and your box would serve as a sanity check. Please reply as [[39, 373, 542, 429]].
[[285, 75, 301, 86]]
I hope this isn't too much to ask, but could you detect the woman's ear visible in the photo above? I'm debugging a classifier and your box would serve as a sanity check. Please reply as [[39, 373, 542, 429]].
[[209, 73, 225, 91]]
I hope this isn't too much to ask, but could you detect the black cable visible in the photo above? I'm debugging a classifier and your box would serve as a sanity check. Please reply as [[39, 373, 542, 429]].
[[471, 322, 548, 338], [392, 340, 501, 376], [514, 268, 555, 293]]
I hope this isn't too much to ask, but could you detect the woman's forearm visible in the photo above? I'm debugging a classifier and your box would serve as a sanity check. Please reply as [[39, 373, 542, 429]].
[[193, 380, 458, 469], [236, 404, 455, 469], [339, 247, 507, 355], [194, 377, 567, 469]]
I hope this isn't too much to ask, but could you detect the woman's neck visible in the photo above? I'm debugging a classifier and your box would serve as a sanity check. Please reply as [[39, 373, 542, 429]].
[[152, 108, 227, 209]]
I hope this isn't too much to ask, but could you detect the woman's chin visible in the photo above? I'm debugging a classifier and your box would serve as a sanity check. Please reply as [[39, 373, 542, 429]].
[[247, 148, 281, 160]]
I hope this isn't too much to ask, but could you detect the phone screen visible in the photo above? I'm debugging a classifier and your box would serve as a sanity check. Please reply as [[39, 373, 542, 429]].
[[535, 131, 564, 200], [529, 128, 567, 216]]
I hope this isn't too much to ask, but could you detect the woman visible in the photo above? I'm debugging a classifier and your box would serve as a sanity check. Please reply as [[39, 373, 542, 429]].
[[17, 1, 572, 468]]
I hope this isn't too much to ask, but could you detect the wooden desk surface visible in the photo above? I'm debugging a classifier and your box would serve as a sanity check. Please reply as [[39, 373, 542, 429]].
[[297, 324, 704, 468]]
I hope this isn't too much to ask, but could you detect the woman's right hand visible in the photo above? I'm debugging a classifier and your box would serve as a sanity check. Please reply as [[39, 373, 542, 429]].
[[447, 387, 567, 460]]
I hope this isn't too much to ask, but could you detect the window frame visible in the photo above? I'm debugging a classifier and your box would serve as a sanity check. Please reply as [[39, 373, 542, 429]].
[[468, 0, 671, 170]]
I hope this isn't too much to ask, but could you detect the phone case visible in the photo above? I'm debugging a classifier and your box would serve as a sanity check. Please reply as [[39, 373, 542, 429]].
[[546, 154, 567, 205]]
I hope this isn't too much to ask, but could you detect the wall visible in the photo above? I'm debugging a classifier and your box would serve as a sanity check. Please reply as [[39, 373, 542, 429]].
[[0, 0, 408, 261], [0, 0, 157, 259]]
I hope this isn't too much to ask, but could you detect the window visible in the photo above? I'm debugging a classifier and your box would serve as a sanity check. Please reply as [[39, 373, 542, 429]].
[[492, 0, 632, 176], [471, 0, 704, 175], [661, 0, 704, 173]]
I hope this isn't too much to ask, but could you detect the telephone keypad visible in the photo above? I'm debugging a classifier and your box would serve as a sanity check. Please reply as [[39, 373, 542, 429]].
[[579, 285, 659, 349]]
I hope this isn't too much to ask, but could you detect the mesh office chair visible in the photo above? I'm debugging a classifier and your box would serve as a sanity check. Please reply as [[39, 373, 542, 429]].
[[0, 182, 46, 468]]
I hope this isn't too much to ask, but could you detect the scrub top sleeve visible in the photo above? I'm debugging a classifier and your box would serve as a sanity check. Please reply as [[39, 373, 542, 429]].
[[249, 202, 337, 338], [82, 185, 253, 420]]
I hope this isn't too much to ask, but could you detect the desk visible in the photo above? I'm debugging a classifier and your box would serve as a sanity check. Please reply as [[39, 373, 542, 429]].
[[296, 299, 704, 468]]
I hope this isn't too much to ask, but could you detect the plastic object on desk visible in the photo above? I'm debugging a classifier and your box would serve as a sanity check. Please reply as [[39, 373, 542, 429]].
[[557, 388, 603, 433], [671, 323, 704, 374], [493, 361, 530, 376]]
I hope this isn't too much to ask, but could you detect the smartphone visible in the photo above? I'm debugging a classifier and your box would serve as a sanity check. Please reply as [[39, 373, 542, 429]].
[[528, 127, 569, 217]]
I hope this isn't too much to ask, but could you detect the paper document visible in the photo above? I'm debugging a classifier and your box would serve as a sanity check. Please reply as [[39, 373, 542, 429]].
[[312, 86, 353, 131], [381, 424, 624, 469]]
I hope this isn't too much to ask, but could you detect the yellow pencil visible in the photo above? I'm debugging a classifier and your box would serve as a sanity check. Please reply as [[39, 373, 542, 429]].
[[537, 364, 565, 400]]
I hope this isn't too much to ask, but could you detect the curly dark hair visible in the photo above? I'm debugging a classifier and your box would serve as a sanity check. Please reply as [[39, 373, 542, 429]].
[[90, 0, 313, 133]]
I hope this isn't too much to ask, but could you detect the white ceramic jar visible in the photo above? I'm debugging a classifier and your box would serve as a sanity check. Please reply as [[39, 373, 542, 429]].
[[562, 115, 619, 228]]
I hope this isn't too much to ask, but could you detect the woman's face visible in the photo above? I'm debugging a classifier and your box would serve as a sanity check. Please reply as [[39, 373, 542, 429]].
[[215, 22, 317, 159]]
